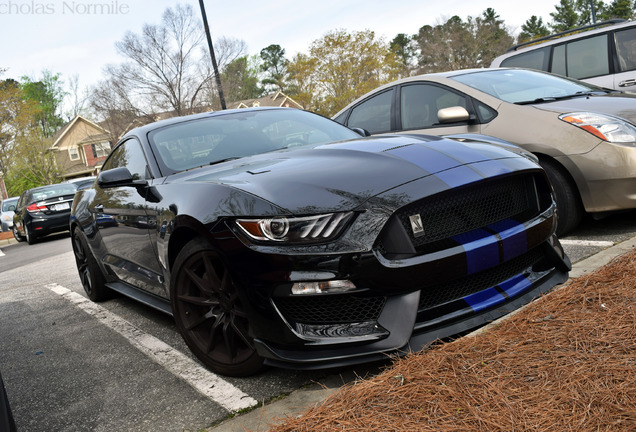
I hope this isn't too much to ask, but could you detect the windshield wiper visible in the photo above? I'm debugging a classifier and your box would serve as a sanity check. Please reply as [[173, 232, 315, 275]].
[[516, 89, 611, 105]]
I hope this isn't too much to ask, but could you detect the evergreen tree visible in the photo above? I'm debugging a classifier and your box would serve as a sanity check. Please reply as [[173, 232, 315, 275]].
[[519, 16, 550, 43], [550, 0, 579, 31]]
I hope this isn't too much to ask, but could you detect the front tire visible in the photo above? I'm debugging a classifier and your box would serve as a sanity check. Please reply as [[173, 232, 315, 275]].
[[171, 238, 263, 377], [540, 159, 583, 237], [72, 227, 109, 301]]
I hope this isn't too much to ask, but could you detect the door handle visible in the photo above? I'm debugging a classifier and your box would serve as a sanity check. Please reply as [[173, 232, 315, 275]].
[[618, 79, 636, 87]]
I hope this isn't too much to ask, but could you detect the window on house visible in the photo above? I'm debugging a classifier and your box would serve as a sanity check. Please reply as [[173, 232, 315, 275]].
[[92, 142, 111, 158], [68, 146, 80, 161]]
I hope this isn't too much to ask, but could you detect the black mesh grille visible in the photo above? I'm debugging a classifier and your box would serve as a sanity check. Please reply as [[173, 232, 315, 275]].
[[274, 295, 386, 325], [394, 175, 540, 252], [418, 246, 544, 311]]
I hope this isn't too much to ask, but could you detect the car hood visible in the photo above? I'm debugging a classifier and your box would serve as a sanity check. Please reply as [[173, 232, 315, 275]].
[[175, 135, 533, 214], [532, 93, 636, 123]]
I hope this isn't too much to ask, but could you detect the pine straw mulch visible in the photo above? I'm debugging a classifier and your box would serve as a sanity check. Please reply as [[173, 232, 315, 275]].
[[269, 248, 636, 432]]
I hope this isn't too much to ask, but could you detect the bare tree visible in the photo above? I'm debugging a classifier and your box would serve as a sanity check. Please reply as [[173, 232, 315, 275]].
[[104, 3, 210, 116], [65, 74, 91, 120]]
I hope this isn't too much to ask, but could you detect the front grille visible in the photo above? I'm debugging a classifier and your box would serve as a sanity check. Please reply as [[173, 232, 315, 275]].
[[418, 246, 544, 311], [380, 174, 545, 255], [274, 295, 386, 325]]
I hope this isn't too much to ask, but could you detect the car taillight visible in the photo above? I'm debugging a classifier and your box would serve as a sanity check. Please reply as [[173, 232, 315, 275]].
[[27, 203, 48, 213]]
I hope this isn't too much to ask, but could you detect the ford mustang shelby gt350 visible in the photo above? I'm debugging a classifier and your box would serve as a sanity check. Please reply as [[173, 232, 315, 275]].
[[70, 107, 570, 376]]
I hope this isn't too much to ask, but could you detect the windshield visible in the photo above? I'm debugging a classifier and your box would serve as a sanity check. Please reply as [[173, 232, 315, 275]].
[[30, 184, 77, 202], [149, 108, 361, 174], [451, 69, 608, 104], [1, 198, 17, 211]]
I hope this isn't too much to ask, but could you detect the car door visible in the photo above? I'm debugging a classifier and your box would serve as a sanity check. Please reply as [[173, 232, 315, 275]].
[[395, 82, 482, 136], [90, 138, 165, 297], [612, 26, 636, 91]]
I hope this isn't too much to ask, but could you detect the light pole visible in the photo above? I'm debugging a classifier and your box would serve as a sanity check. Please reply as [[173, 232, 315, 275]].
[[198, 0, 226, 110]]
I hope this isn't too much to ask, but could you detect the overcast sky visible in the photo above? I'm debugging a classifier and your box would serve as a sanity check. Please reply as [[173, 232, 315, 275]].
[[2, 0, 560, 89]]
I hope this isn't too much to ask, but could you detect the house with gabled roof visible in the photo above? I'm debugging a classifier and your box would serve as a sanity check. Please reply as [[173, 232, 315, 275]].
[[50, 116, 112, 180], [226, 91, 303, 110]]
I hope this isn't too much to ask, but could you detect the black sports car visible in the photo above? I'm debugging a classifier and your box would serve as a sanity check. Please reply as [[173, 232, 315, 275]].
[[70, 107, 570, 376]]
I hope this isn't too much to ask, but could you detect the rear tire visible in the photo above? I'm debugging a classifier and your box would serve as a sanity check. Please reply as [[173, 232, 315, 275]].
[[12, 226, 24, 242], [25, 225, 37, 245], [540, 159, 583, 237], [72, 227, 109, 301], [171, 238, 263, 377]]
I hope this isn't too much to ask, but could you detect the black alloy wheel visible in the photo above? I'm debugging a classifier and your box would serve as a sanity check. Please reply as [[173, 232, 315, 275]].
[[72, 227, 109, 301], [171, 238, 263, 377]]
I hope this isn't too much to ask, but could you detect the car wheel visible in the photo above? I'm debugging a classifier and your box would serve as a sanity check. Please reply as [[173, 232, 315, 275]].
[[24, 225, 37, 245], [171, 238, 263, 377], [540, 159, 583, 237], [12, 226, 24, 242], [72, 227, 109, 301]]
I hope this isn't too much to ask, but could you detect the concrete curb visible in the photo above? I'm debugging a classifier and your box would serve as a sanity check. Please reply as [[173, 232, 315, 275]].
[[0, 237, 16, 247], [209, 234, 636, 431]]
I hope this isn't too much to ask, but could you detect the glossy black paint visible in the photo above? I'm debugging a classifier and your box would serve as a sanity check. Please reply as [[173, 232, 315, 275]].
[[70, 107, 570, 372]]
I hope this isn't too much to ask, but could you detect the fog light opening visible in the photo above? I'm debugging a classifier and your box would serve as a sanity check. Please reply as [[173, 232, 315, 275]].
[[291, 280, 356, 295]]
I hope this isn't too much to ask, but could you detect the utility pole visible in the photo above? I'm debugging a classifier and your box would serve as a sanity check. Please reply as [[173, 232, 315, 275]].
[[590, 0, 597, 23], [198, 0, 226, 110]]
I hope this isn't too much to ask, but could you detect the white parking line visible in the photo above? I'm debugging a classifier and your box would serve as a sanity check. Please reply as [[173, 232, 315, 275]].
[[559, 239, 615, 247], [45, 283, 258, 413]]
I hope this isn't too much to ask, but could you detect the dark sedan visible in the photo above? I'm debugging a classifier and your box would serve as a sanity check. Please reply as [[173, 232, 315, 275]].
[[70, 107, 570, 376], [13, 183, 77, 244]]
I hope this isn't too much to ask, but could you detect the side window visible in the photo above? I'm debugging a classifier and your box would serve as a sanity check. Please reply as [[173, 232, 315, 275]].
[[473, 100, 497, 123], [615, 27, 636, 72], [347, 89, 392, 134], [552, 44, 567, 76], [400, 84, 467, 129], [500, 47, 550, 71], [566, 34, 609, 79], [102, 139, 148, 181]]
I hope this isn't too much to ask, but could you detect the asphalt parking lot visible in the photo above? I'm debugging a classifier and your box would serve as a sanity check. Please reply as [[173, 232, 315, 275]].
[[0, 210, 635, 431]]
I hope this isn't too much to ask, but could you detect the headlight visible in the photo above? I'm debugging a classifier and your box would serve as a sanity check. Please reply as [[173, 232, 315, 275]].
[[235, 212, 354, 244], [559, 112, 636, 144]]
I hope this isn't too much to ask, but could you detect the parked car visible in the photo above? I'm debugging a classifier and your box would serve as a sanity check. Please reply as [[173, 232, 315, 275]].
[[13, 183, 77, 244], [70, 107, 570, 376], [0, 197, 18, 232], [333, 68, 636, 235], [491, 19, 636, 91]]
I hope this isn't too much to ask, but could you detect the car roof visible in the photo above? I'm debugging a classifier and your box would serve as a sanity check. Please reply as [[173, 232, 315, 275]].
[[332, 68, 504, 118], [493, 19, 635, 62]]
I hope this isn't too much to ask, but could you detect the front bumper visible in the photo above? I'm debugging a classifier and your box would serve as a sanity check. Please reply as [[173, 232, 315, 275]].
[[253, 237, 569, 370]]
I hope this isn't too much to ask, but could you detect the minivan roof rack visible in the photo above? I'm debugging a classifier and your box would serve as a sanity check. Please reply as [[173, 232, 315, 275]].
[[507, 19, 627, 52]]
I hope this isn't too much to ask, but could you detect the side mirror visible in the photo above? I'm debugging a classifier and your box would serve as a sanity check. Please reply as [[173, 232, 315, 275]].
[[351, 127, 371, 137], [98, 167, 139, 188], [437, 106, 471, 124]]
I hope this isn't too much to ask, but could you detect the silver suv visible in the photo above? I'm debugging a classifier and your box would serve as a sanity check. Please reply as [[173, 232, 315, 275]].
[[491, 20, 636, 91]]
